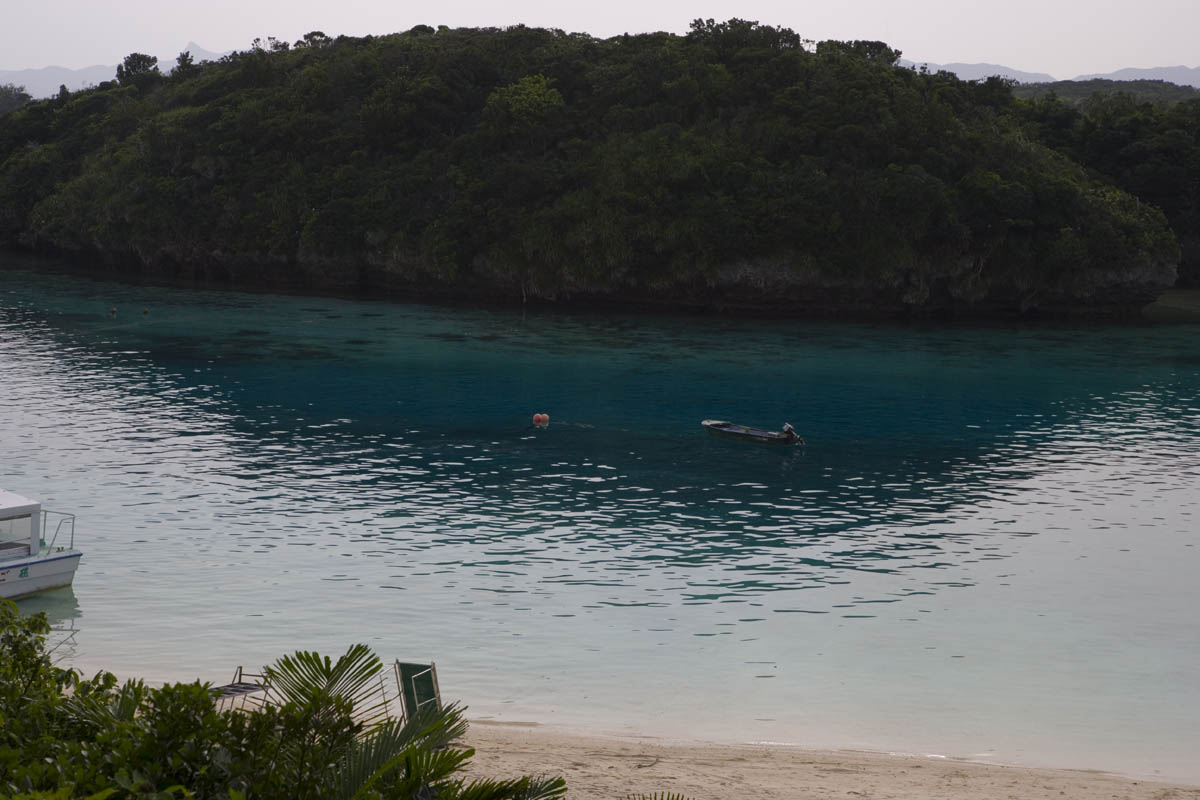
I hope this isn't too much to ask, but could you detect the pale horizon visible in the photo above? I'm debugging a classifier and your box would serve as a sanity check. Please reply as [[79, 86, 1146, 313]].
[[3, 0, 1198, 80]]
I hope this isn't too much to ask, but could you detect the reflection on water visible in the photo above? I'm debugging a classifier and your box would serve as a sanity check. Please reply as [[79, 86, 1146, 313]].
[[16, 585, 81, 626], [14, 586, 82, 664], [2, 257, 1199, 781]]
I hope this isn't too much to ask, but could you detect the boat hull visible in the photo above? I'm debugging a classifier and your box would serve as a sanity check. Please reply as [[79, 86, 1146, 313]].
[[0, 551, 82, 600], [701, 419, 802, 446]]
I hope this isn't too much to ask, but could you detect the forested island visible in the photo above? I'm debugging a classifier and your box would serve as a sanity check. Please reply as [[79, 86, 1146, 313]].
[[1011, 78, 1200, 107], [1, 20, 1198, 316]]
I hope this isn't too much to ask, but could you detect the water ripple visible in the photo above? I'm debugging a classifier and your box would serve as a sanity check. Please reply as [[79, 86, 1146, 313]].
[[4, 263, 1200, 781]]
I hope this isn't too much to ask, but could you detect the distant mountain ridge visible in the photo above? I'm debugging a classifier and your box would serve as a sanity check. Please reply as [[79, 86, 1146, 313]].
[[900, 60, 1200, 88], [1071, 65, 1200, 87], [0, 64, 119, 99], [1, 43, 228, 98], [900, 60, 1056, 83]]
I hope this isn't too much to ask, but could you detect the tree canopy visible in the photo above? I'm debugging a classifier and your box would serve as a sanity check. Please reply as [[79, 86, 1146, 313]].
[[0, 83, 31, 116], [1015, 90, 1200, 283], [0, 21, 1188, 315], [115, 52, 161, 90], [1013, 78, 1200, 107]]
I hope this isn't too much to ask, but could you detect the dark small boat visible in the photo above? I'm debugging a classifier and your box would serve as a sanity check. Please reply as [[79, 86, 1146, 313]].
[[701, 419, 804, 446]]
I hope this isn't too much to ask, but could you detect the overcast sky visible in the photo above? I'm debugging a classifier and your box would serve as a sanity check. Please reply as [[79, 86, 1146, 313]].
[[3, 0, 1196, 79]]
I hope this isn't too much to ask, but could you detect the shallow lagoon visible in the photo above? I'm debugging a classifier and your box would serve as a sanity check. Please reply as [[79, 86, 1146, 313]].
[[3, 257, 1198, 781]]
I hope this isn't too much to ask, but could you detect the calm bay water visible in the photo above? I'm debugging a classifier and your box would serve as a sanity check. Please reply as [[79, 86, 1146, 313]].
[[3, 255, 1199, 782]]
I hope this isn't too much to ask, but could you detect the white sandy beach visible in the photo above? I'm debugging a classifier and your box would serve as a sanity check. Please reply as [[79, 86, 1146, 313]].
[[462, 721, 1200, 800]]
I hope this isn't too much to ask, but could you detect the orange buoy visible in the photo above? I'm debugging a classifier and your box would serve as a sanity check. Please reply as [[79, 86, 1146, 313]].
[[533, 413, 549, 427]]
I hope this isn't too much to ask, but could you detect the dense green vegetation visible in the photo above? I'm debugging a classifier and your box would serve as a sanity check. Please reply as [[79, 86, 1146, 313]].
[[1015, 91, 1200, 284], [1012, 79, 1200, 107], [0, 599, 565, 799], [0, 21, 1188, 315], [0, 83, 32, 116]]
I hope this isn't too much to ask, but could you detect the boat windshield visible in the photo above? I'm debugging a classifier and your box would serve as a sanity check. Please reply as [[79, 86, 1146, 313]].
[[0, 514, 33, 560]]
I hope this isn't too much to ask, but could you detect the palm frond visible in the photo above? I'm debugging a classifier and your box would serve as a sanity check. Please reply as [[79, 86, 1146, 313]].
[[407, 701, 470, 748], [331, 704, 471, 798], [60, 678, 146, 733], [449, 776, 569, 800], [264, 644, 389, 724], [323, 643, 386, 701], [345, 745, 474, 800], [265, 646, 377, 703]]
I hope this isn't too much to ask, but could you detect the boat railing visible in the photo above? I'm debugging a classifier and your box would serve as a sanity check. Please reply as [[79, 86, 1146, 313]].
[[40, 510, 76, 552]]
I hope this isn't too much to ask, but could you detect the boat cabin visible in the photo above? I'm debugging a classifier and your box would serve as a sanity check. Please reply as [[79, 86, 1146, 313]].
[[0, 490, 41, 562], [0, 490, 81, 600]]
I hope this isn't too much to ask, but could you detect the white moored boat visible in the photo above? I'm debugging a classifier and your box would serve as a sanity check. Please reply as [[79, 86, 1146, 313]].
[[0, 490, 82, 600]]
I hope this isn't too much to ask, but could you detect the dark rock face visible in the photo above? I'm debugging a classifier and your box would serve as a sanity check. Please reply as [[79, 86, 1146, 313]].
[[24, 243, 1170, 320]]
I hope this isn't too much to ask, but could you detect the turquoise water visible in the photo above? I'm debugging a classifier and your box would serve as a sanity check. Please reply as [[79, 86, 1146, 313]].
[[3, 255, 1199, 782]]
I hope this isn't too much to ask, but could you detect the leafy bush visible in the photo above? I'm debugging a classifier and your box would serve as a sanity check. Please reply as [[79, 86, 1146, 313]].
[[0, 599, 566, 800]]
